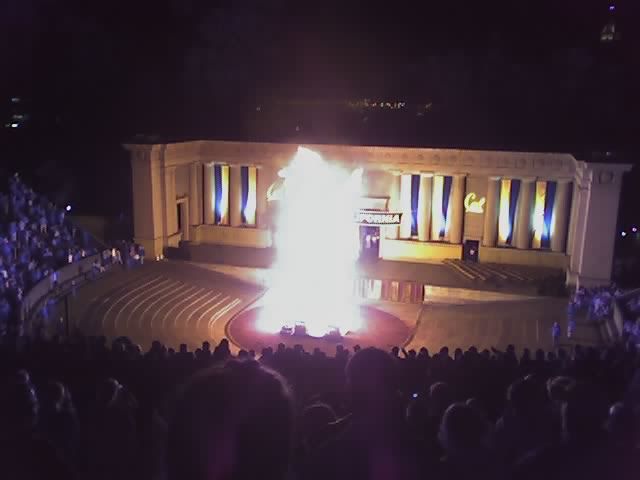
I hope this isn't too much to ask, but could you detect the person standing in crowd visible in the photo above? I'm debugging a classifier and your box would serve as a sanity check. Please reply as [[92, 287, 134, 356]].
[[566, 298, 577, 340], [567, 318, 576, 339], [551, 322, 561, 348], [51, 270, 59, 291]]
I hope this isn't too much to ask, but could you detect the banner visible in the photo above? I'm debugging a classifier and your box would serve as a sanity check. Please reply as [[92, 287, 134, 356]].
[[354, 211, 402, 225]]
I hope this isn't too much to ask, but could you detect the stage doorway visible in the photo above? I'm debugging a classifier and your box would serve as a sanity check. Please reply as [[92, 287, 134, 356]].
[[359, 226, 380, 261], [463, 239, 479, 262], [176, 198, 190, 241]]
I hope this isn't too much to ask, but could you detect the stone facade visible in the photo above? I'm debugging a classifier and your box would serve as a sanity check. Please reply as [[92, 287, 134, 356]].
[[125, 140, 631, 287]]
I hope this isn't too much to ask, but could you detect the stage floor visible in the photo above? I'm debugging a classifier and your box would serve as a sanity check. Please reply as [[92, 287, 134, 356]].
[[67, 260, 599, 355], [227, 304, 411, 353], [175, 243, 562, 296]]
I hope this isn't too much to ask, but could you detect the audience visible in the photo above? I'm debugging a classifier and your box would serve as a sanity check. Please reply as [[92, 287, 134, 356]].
[[0, 174, 149, 340], [570, 284, 623, 321], [0, 335, 638, 480], [0, 174, 99, 336]]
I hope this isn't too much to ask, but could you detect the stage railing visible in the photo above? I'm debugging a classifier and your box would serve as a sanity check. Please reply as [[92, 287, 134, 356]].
[[19, 250, 112, 335]]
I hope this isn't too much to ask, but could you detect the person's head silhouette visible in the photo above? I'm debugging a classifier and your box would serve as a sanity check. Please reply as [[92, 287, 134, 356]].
[[438, 403, 487, 459], [168, 360, 293, 480], [346, 347, 397, 417]]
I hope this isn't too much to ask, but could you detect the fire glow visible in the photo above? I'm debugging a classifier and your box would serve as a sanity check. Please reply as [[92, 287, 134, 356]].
[[257, 147, 363, 337]]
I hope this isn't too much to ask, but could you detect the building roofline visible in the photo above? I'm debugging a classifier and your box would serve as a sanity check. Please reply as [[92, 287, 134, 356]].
[[123, 139, 633, 171]]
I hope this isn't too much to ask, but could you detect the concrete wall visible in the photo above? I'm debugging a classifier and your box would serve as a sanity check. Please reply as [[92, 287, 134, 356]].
[[423, 285, 534, 303], [193, 225, 272, 248], [479, 246, 568, 269], [175, 164, 189, 197], [130, 146, 165, 258], [380, 239, 462, 262], [363, 170, 394, 199], [575, 165, 625, 286]]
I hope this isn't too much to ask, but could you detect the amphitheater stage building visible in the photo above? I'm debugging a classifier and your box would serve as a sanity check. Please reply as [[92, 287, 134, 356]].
[[125, 141, 631, 287]]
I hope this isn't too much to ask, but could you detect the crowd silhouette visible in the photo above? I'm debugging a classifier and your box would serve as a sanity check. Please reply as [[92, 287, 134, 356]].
[[0, 335, 638, 480]]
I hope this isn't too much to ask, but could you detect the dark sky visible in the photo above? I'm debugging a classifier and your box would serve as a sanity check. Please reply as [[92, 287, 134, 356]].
[[2, 0, 637, 97], [0, 0, 638, 217], [2, 0, 638, 143]]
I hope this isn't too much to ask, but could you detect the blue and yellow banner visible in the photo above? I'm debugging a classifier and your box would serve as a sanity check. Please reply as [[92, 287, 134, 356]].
[[410, 174, 420, 236], [498, 179, 512, 245], [241, 166, 257, 226], [431, 176, 444, 239], [429, 175, 454, 240], [442, 176, 453, 238], [497, 178, 521, 246], [214, 164, 229, 225], [532, 180, 556, 248]]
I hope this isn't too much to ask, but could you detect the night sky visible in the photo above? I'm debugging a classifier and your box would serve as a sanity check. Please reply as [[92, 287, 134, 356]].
[[0, 0, 638, 219]]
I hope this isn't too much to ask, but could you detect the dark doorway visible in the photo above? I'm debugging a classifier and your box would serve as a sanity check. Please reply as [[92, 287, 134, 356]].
[[359, 226, 380, 261], [463, 240, 479, 262]]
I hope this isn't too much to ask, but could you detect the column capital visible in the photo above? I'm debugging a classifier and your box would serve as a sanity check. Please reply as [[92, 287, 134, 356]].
[[535, 177, 571, 184], [164, 165, 177, 173], [452, 173, 468, 178], [556, 177, 573, 184], [488, 176, 501, 181], [389, 169, 402, 176], [420, 171, 434, 178], [520, 176, 537, 183]]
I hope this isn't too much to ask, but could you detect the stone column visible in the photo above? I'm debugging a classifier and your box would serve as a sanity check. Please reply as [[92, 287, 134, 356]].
[[164, 166, 177, 235], [399, 173, 413, 239], [127, 145, 164, 259], [189, 162, 201, 226], [417, 172, 433, 242], [551, 179, 572, 253], [386, 171, 401, 239], [448, 174, 466, 244], [514, 177, 535, 249], [482, 176, 500, 247], [203, 163, 214, 225], [566, 179, 580, 263], [229, 165, 243, 227]]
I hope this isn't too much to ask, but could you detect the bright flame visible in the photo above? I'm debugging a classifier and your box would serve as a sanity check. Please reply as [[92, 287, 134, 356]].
[[257, 147, 363, 337]]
